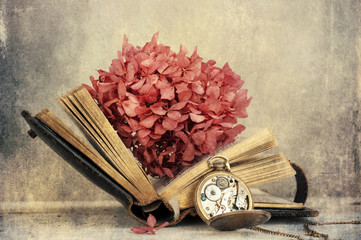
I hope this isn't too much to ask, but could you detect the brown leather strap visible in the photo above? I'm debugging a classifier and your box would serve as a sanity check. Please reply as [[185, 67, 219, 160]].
[[290, 161, 308, 204]]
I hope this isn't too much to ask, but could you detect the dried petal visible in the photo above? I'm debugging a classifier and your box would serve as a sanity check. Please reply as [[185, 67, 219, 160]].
[[205, 132, 218, 154], [126, 61, 138, 82], [162, 65, 179, 75], [118, 124, 132, 133], [89, 76, 98, 92], [139, 135, 150, 146], [168, 153, 176, 163], [162, 116, 178, 130], [207, 98, 223, 114], [177, 89, 192, 101], [178, 45, 190, 68], [117, 81, 126, 100], [234, 90, 253, 118], [147, 214, 157, 228], [150, 133, 162, 140], [219, 122, 233, 128], [167, 110, 181, 121], [175, 131, 190, 144], [188, 104, 202, 114], [139, 83, 152, 95], [104, 98, 119, 108], [147, 74, 159, 85], [148, 61, 161, 75], [192, 82, 204, 95], [152, 166, 164, 176], [155, 75, 171, 89], [143, 150, 152, 164], [122, 34, 134, 56], [174, 122, 185, 131], [183, 143, 195, 161], [131, 227, 148, 234], [131, 79, 145, 90], [206, 85, 220, 98], [154, 123, 167, 135], [178, 114, 189, 122], [157, 61, 168, 73], [150, 103, 167, 115], [189, 113, 206, 123], [190, 123, 205, 133], [135, 106, 150, 115], [140, 115, 160, 128], [122, 100, 139, 117], [224, 91, 236, 102], [223, 124, 246, 145], [138, 129, 151, 139], [169, 101, 187, 111], [98, 82, 116, 95], [126, 117, 141, 131], [204, 119, 214, 131], [111, 59, 126, 76], [155, 221, 170, 230], [175, 82, 189, 93], [183, 70, 195, 81], [192, 131, 206, 145], [162, 168, 174, 178], [160, 86, 175, 100], [141, 58, 153, 68]]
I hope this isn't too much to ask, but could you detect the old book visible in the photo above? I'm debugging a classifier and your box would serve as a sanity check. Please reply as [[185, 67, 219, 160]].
[[33, 85, 297, 212]]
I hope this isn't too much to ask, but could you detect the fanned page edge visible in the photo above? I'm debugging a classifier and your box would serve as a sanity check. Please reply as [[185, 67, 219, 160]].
[[155, 128, 278, 200], [60, 86, 159, 203], [35, 109, 143, 199]]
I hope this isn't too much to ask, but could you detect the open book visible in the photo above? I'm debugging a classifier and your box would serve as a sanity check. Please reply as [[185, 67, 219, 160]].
[[34, 86, 299, 212]]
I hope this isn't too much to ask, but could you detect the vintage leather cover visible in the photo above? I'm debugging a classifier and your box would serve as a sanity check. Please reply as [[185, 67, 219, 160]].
[[21, 110, 319, 226]]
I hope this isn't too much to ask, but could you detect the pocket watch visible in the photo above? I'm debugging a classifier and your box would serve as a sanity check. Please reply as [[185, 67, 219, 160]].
[[194, 155, 271, 231]]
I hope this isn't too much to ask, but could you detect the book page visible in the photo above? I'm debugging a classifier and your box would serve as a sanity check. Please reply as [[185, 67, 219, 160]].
[[60, 86, 158, 203], [157, 129, 278, 201], [35, 109, 142, 198]]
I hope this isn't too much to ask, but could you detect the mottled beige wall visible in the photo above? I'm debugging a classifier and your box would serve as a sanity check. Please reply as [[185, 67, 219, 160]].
[[0, 0, 360, 203]]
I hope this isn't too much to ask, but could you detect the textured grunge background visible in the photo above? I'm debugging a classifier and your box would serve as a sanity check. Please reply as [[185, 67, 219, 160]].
[[0, 0, 360, 209]]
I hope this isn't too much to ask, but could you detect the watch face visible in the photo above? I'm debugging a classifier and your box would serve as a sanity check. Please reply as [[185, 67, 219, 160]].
[[195, 171, 253, 222]]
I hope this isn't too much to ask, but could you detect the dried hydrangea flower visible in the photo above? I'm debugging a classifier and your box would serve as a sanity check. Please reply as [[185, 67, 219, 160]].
[[84, 33, 252, 177]]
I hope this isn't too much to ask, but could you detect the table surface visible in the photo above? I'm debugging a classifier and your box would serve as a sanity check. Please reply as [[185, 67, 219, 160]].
[[0, 197, 360, 240]]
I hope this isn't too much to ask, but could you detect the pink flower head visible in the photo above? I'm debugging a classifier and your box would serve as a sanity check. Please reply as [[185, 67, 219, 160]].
[[84, 32, 252, 177]]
